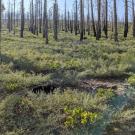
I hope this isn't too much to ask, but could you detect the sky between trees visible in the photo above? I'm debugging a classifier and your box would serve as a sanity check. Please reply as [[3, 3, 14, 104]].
[[2, 0, 133, 21]]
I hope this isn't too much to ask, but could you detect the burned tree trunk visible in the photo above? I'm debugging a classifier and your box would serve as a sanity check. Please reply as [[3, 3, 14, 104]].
[[53, 0, 58, 40], [11, 5, 13, 31], [124, 0, 128, 37], [34, 0, 38, 35], [0, 0, 1, 25], [65, 0, 67, 32], [132, 0, 135, 37], [39, 0, 42, 33], [20, 0, 24, 38], [87, 0, 90, 35], [14, 0, 15, 35], [113, 0, 118, 42], [75, 0, 78, 35], [67, 11, 70, 31], [7, 1, 11, 33], [30, 0, 34, 33], [0, 0, 1, 34], [90, 0, 96, 37], [96, 0, 101, 40], [104, 0, 108, 38], [43, 0, 48, 44], [80, 0, 84, 41], [70, 12, 74, 33]]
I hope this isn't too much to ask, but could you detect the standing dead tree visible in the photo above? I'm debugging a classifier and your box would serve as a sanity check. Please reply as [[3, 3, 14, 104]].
[[43, 0, 48, 44], [7, 1, 11, 33], [80, 0, 84, 41], [14, 0, 15, 35], [87, 0, 90, 35], [96, 0, 101, 40], [132, 0, 135, 37], [0, 1, 5, 62], [30, 0, 34, 34], [113, 0, 118, 42], [104, 0, 108, 38], [39, 0, 42, 33], [11, 4, 13, 31], [90, 0, 96, 37], [124, 0, 128, 37], [20, 0, 24, 38], [34, 0, 38, 35], [74, 0, 78, 35], [53, 0, 58, 40], [0, 0, 2, 62], [65, 0, 68, 32]]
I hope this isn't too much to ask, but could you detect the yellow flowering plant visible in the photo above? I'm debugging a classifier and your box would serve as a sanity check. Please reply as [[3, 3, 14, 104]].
[[64, 107, 99, 128]]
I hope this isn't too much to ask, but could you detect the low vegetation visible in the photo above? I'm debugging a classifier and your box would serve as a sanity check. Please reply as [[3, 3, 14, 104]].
[[1, 31, 135, 134]]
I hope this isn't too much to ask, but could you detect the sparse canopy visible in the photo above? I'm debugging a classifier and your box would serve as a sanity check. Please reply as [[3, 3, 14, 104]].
[[0, 0, 134, 42]]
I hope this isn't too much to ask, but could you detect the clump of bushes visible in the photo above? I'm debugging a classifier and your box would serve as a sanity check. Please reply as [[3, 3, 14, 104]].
[[0, 96, 37, 134], [96, 88, 116, 100], [0, 89, 107, 135], [64, 107, 99, 128], [128, 75, 135, 86], [0, 71, 50, 93], [4, 82, 20, 93]]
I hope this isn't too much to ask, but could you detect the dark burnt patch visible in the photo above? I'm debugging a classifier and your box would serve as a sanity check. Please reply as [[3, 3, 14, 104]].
[[32, 84, 58, 94]]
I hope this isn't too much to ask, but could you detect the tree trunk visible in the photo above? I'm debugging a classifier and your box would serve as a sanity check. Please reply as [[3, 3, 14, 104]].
[[43, 0, 48, 44], [65, 0, 67, 32], [11, 5, 13, 31], [132, 0, 135, 37], [124, 0, 128, 37], [14, 0, 15, 35], [0, 0, 2, 62], [113, 0, 118, 42], [87, 0, 90, 35], [96, 0, 101, 40], [90, 0, 96, 37], [7, 2, 11, 32], [105, 0, 108, 38], [80, 0, 84, 41], [39, 0, 42, 33], [53, 0, 58, 40], [68, 11, 70, 31], [20, 0, 24, 38], [30, 0, 34, 34], [75, 0, 78, 35]]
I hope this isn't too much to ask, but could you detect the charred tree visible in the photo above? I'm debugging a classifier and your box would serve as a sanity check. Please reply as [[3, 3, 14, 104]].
[[65, 0, 67, 32], [80, 0, 84, 41], [124, 0, 128, 37], [104, 0, 108, 38], [43, 0, 48, 44], [87, 0, 90, 35], [96, 0, 101, 40], [14, 0, 15, 35], [132, 0, 135, 37], [75, 0, 78, 35], [90, 0, 96, 37], [53, 0, 58, 40], [113, 0, 118, 42], [20, 0, 24, 38]]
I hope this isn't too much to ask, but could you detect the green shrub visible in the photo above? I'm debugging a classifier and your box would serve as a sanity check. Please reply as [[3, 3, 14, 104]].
[[4, 82, 20, 93], [96, 88, 116, 99], [64, 107, 99, 128], [0, 96, 37, 134], [128, 75, 135, 86]]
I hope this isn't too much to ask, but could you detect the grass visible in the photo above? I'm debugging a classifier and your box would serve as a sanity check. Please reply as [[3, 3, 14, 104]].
[[1, 30, 135, 77], [1, 29, 135, 134], [0, 89, 110, 135]]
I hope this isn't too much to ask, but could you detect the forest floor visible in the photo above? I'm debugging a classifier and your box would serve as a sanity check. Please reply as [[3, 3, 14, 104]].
[[1, 30, 135, 135]]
